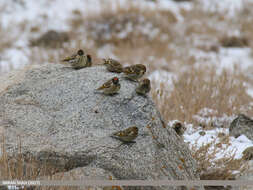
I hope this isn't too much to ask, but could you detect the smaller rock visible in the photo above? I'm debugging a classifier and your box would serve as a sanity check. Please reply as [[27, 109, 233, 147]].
[[243, 147, 253, 160], [220, 36, 249, 48], [30, 30, 69, 48], [229, 114, 253, 140]]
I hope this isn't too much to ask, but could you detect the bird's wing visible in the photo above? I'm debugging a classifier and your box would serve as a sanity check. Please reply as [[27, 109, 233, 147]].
[[112, 60, 122, 67], [123, 66, 135, 74], [97, 79, 112, 90]]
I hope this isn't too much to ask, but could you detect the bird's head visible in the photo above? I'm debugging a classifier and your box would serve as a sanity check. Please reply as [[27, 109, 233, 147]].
[[112, 77, 119, 84], [77, 49, 84, 56]]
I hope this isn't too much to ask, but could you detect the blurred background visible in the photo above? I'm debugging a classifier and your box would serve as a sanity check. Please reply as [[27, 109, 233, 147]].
[[1, 0, 253, 180]]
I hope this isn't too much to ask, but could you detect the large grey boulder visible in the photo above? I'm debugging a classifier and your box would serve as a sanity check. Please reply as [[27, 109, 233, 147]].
[[229, 114, 253, 140], [0, 64, 202, 190]]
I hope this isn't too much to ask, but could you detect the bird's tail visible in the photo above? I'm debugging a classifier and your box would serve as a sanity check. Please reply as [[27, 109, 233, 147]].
[[96, 85, 105, 90], [61, 57, 72, 62]]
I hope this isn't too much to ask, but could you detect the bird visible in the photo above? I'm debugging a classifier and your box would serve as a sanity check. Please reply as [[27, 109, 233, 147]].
[[122, 64, 146, 81], [103, 58, 123, 73], [61, 49, 92, 69], [96, 77, 121, 95], [110, 126, 138, 143], [172, 122, 186, 136], [136, 78, 151, 95]]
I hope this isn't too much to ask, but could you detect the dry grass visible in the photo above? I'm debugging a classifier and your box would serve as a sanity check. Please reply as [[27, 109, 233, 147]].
[[0, 134, 60, 180], [68, 3, 179, 72], [0, 133, 120, 190], [152, 65, 253, 124], [0, 135, 58, 190], [0, 25, 17, 53], [1, 0, 253, 186], [191, 136, 248, 181], [0, 5, 17, 54]]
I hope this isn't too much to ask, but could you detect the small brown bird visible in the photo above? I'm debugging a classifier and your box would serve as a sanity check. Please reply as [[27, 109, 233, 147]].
[[136, 78, 151, 95], [111, 126, 138, 143], [123, 64, 146, 81], [96, 77, 121, 95], [61, 49, 92, 69], [172, 122, 186, 136], [103, 58, 123, 73]]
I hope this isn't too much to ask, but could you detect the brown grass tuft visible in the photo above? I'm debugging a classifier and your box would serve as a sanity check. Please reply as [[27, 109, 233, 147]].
[[0, 134, 60, 181], [0, 25, 17, 53], [152, 65, 253, 123], [191, 136, 248, 181]]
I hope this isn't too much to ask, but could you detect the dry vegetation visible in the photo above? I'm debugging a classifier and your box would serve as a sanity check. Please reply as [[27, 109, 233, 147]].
[[191, 134, 248, 180], [0, 5, 17, 55], [1, 0, 253, 186], [152, 65, 253, 124]]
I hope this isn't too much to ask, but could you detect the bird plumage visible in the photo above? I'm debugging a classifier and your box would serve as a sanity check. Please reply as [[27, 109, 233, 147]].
[[136, 78, 151, 95], [61, 49, 92, 69], [111, 126, 138, 143], [96, 77, 121, 95], [103, 58, 123, 73], [123, 64, 146, 81]]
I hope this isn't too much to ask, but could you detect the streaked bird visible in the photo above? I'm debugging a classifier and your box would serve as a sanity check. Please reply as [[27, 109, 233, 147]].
[[136, 78, 151, 95], [103, 58, 123, 73], [61, 49, 92, 69], [96, 77, 120, 95], [172, 122, 186, 136], [123, 64, 146, 81], [111, 126, 138, 143]]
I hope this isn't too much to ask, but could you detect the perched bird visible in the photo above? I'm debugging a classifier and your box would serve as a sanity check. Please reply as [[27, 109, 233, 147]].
[[111, 126, 138, 143], [122, 64, 146, 81], [96, 77, 120, 95], [136, 78, 151, 95], [172, 121, 186, 136], [103, 58, 123, 73], [61, 49, 92, 69]]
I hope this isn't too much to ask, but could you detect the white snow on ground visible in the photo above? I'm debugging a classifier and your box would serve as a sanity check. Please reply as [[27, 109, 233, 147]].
[[192, 47, 253, 73], [0, 0, 189, 71], [1, 0, 253, 76], [184, 126, 253, 160], [149, 69, 175, 85], [168, 111, 253, 162], [199, 0, 253, 18], [247, 88, 253, 98], [183, 111, 253, 162], [0, 0, 253, 173]]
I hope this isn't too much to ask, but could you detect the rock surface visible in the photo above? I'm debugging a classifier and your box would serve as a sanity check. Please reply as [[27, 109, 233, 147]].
[[243, 147, 253, 160], [229, 114, 253, 140], [0, 64, 202, 190]]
